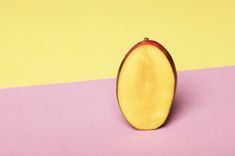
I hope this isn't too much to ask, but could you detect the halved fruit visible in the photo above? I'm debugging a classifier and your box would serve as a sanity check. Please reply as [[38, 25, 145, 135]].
[[116, 38, 177, 130]]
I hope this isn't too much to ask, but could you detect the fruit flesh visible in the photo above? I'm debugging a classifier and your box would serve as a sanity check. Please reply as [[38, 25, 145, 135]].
[[117, 44, 175, 130]]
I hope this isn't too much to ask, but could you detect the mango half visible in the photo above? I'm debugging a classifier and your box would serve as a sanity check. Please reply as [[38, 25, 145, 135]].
[[116, 38, 177, 130]]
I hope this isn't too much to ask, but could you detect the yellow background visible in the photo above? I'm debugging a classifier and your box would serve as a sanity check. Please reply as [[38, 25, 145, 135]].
[[0, 0, 235, 88]]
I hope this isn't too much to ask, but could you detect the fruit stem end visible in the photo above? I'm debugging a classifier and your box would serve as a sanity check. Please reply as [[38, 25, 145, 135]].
[[144, 37, 149, 41]]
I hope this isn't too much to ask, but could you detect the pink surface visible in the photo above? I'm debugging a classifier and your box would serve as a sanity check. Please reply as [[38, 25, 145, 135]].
[[0, 66, 235, 156]]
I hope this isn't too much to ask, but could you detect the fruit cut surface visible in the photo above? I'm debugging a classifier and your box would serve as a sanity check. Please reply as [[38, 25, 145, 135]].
[[117, 40, 176, 130]]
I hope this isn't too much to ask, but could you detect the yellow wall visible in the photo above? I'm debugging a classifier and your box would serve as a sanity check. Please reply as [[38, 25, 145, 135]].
[[1, 0, 235, 88]]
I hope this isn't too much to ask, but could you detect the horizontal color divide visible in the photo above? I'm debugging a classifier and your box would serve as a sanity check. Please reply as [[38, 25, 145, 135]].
[[0, 66, 235, 155]]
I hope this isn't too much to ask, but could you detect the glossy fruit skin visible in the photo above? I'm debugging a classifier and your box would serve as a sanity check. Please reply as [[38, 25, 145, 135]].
[[116, 38, 177, 130]]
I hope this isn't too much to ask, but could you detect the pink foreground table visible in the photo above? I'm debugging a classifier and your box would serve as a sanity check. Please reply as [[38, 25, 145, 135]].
[[0, 66, 235, 156]]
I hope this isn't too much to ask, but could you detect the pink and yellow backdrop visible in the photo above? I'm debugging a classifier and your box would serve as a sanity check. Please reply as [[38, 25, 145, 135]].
[[0, 0, 235, 155]]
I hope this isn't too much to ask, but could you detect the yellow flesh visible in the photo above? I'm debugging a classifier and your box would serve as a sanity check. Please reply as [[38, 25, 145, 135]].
[[118, 45, 175, 130]]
